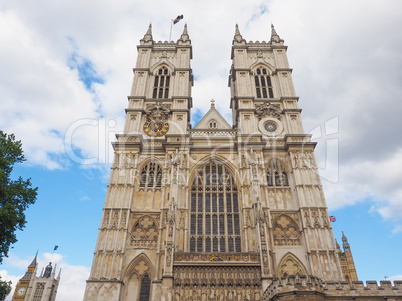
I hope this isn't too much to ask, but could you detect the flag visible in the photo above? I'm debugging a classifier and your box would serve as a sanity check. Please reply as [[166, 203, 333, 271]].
[[54, 245, 59, 251], [173, 15, 183, 24], [329, 216, 336, 222]]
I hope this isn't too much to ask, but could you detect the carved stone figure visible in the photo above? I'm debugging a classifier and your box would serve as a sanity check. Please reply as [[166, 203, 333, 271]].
[[201, 287, 207, 301], [255, 102, 282, 119], [228, 290, 233, 301], [237, 289, 242, 301], [245, 288, 251, 301]]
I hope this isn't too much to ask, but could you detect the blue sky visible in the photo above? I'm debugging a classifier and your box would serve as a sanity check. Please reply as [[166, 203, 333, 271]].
[[1, 0, 402, 300]]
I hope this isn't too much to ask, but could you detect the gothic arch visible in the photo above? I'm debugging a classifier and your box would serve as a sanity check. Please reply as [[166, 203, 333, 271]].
[[124, 253, 155, 280], [188, 154, 239, 185], [188, 159, 242, 253], [149, 61, 175, 74], [252, 64, 275, 99], [137, 160, 164, 189], [137, 158, 164, 172], [277, 252, 307, 278], [266, 158, 290, 187], [250, 60, 275, 74], [123, 254, 155, 301]]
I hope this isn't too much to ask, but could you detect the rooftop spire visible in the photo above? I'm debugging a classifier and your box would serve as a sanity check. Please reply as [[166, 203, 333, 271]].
[[233, 24, 245, 44], [342, 230, 348, 242], [29, 253, 38, 268], [270, 23, 284, 44], [141, 23, 153, 44], [179, 23, 190, 41], [335, 239, 341, 250]]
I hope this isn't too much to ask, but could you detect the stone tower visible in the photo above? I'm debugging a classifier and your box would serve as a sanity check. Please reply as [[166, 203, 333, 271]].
[[82, 24, 402, 301], [11, 254, 60, 301], [336, 232, 358, 285]]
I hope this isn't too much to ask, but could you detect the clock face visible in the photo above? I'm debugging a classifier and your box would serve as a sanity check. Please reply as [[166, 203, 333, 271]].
[[143, 116, 169, 137], [17, 287, 26, 296]]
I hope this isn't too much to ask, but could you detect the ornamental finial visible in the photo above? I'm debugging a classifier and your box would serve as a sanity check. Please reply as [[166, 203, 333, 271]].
[[211, 99, 215, 107]]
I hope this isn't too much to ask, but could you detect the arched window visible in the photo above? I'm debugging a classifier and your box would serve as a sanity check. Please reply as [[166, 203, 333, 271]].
[[208, 120, 218, 129], [139, 163, 163, 189], [266, 159, 289, 187], [255, 67, 274, 99], [152, 67, 170, 99], [190, 162, 241, 253], [139, 274, 151, 301]]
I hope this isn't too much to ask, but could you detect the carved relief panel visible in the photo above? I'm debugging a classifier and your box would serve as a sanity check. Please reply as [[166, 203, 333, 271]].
[[271, 214, 301, 246], [129, 214, 160, 248]]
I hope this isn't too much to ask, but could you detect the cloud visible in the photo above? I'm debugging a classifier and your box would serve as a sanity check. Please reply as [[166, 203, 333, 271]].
[[1, 0, 402, 232], [1, 253, 89, 301], [389, 275, 402, 283]]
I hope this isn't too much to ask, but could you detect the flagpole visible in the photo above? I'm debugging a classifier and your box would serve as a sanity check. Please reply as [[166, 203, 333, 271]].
[[50, 245, 58, 263], [169, 19, 173, 41], [50, 248, 54, 263]]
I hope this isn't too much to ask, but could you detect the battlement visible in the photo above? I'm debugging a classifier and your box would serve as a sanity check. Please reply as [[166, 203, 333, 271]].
[[264, 276, 402, 301]]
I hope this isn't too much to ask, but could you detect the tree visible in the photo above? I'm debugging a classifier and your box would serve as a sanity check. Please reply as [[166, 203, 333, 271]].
[[0, 276, 11, 301], [0, 131, 38, 263]]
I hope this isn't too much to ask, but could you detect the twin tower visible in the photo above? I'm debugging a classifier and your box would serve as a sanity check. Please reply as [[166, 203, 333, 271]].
[[81, 24, 402, 301]]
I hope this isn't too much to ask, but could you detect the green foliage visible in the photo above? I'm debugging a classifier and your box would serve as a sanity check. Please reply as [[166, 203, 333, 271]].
[[0, 276, 12, 301], [0, 131, 37, 263]]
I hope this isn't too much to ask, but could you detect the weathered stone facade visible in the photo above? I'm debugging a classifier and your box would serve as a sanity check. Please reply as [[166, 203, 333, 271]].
[[264, 276, 402, 301], [82, 24, 401, 301]]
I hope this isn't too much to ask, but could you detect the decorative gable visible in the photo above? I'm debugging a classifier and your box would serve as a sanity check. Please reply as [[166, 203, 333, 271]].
[[194, 103, 231, 130]]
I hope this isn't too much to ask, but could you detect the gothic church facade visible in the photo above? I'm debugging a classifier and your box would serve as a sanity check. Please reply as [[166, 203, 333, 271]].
[[82, 24, 402, 301]]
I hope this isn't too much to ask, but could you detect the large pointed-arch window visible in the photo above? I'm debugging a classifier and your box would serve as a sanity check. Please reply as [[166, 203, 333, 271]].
[[255, 67, 274, 99], [152, 67, 170, 99], [267, 159, 289, 187], [139, 274, 151, 301], [190, 162, 241, 253], [139, 162, 163, 189]]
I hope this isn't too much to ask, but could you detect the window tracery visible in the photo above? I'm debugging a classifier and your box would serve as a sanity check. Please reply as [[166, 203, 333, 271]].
[[139, 162, 162, 189], [266, 159, 289, 187], [272, 215, 300, 245], [190, 162, 241, 253], [278, 253, 307, 278], [152, 67, 170, 99], [33, 283, 45, 301], [131, 216, 158, 248], [254, 67, 274, 99]]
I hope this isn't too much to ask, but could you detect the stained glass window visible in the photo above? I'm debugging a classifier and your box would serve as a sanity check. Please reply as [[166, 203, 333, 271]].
[[139, 274, 151, 301], [139, 163, 162, 190], [189, 162, 241, 252]]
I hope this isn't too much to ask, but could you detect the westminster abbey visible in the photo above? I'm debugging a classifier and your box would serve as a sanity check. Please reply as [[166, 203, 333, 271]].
[[82, 24, 402, 301]]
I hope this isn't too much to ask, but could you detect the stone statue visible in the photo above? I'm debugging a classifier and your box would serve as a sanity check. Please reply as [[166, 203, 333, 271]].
[[210, 287, 215, 301], [219, 291, 224, 301], [245, 289, 251, 301], [43, 262, 52, 278], [228, 290, 233, 301], [201, 287, 207, 301], [237, 289, 242, 301]]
